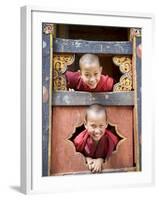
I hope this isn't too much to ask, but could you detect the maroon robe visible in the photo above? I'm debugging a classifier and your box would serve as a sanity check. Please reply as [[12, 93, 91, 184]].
[[65, 71, 114, 92], [73, 129, 119, 159]]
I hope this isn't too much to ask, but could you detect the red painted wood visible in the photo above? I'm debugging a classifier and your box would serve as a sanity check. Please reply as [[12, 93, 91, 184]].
[[104, 107, 133, 169], [51, 106, 134, 175]]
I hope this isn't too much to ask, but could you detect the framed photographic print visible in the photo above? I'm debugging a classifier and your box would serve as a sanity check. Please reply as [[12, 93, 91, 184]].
[[21, 6, 154, 194]]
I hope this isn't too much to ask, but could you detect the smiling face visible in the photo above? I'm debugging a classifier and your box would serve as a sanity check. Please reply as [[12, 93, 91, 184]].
[[80, 64, 102, 89], [79, 54, 102, 89], [85, 108, 107, 142]]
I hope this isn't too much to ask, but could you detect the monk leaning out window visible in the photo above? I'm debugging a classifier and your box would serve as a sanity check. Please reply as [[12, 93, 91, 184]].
[[65, 54, 114, 92], [73, 104, 119, 173]]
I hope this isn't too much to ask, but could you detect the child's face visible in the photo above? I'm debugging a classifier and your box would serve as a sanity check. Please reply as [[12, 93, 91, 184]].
[[85, 111, 107, 142], [80, 64, 102, 89]]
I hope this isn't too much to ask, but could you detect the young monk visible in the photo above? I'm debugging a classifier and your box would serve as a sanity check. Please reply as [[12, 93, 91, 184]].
[[73, 104, 118, 173], [65, 54, 114, 92]]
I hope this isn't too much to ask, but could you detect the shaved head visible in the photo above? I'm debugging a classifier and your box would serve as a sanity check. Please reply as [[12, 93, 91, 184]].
[[85, 104, 107, 122], [79, 54, 100, 69]]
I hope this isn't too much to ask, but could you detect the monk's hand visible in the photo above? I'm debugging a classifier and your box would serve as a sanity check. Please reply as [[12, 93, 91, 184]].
[[91, 158, 104, 173], [86, 157, 94, 171], [68, 88, 75, 91]]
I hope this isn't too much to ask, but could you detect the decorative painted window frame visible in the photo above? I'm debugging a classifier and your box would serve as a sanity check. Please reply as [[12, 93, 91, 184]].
[[21, 6, 154, 194]]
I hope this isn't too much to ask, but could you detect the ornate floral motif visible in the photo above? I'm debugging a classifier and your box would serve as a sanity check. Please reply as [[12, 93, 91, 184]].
[[43, 24, 54, 34], [113, 56, 133, 91], [113, 57, 132, 73], [53, 54, 75, 91], [130, 28, 141, 40]]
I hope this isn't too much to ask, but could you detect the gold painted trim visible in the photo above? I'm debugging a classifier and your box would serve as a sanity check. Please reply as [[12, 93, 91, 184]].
[[132, 29, 141, 171], [48, 28, 54, 176]]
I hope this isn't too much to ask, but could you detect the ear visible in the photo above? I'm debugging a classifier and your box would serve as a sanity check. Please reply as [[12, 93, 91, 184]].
[[84, 120, 88, 129], [99, 66, 103, 73], [105, 122, 108, 129], [78, 69, 82, 75]]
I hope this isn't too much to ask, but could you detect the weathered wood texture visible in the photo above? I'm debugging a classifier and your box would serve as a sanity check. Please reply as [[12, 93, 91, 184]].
[[53, 38, 132, 54], [135, 33, 142, 170], [52, 91, 134, 106], [51, 106, 134, 175], [42, 33, 51, 176]]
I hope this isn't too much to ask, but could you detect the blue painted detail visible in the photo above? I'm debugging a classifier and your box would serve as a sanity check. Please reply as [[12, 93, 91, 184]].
[[43, 35, 50, 56], [42, 32, 51, 176], [54, 38, 133, 55], [43, 40, 47, 49]]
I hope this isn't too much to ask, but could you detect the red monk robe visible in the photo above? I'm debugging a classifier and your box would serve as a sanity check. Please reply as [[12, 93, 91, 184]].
[[73, 129, 119, 159], [65, 71, 114, 92]]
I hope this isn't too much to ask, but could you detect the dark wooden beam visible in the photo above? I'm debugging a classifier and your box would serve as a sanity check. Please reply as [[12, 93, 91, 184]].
[[52, 91, 134, 106], [53, 38, 132, 54]]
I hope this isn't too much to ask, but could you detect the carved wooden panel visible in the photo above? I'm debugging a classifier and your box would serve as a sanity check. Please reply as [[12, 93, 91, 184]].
[[50, 106, 134, 175], [113, 56, 133, 91], [53, 54, 75, 91]]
